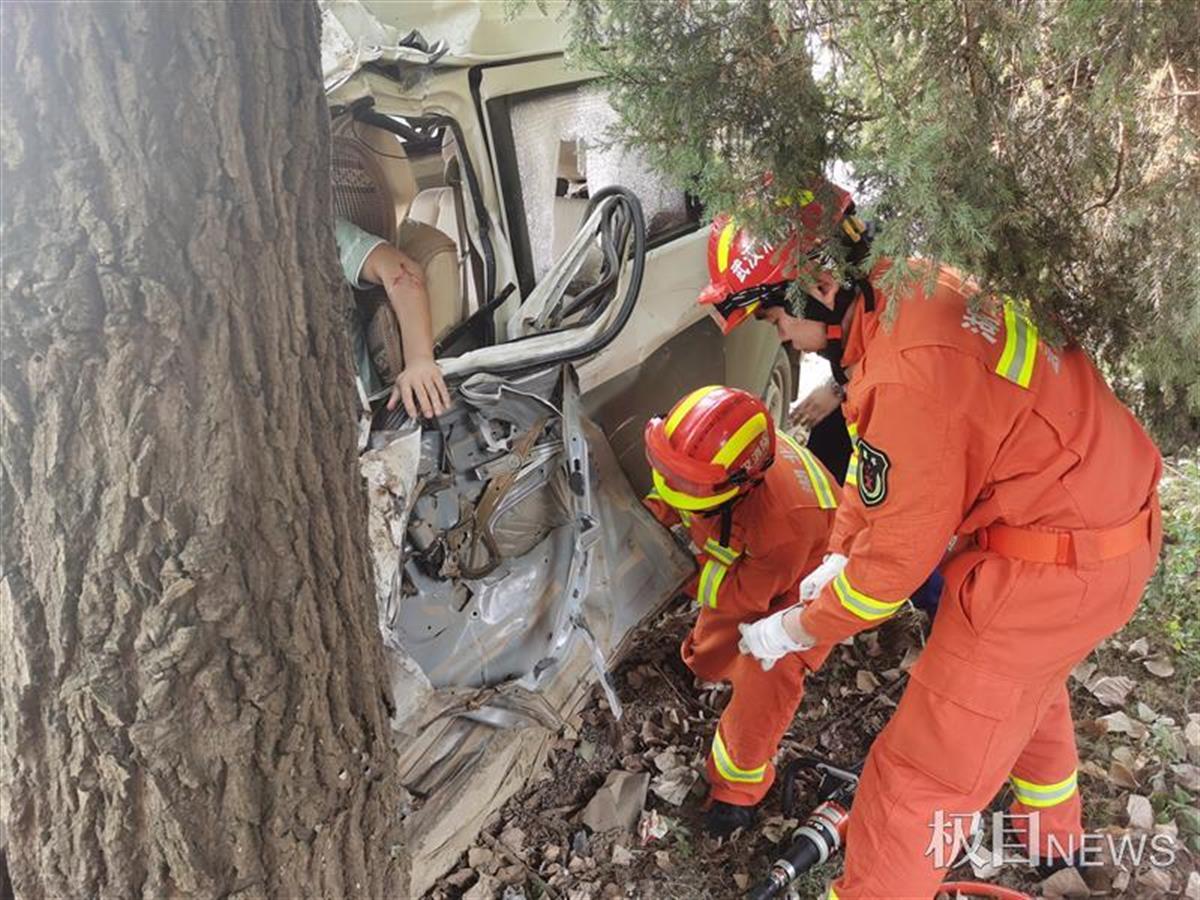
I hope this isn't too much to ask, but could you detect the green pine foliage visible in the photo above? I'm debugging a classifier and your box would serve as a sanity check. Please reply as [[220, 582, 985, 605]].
[[563, 0, 1200, 448]]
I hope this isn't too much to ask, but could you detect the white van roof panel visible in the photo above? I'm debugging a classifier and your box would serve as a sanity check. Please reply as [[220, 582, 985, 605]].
[[322, 0, 570, 89]]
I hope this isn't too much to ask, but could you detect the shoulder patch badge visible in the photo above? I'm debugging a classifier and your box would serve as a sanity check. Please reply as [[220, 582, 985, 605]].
[[857, 438, 890, 507]]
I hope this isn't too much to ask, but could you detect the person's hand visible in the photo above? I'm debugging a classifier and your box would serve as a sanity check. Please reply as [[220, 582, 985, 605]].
[[792, 382, 843, 429], [799, 553, 848, 600], [389, 358, 451, 418], [737, 607, 815, 671]]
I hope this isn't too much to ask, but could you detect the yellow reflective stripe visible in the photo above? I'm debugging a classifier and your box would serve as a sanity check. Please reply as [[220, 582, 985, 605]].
[[703, 538, 740, 565], [716, 222, 737, 273], [712, 728, 767, 783], [995, 301, 1038, 389], [832, 571, 906, 621], [712, 412, 767, 467], [665, 385, 719, 437], [679, 510, 693, 527], [644, 489, 662, 502], [1010, 771, 1078, 809], [846, 422, 860, 486], [697, 558, 729, 609], [651, 467, 739, 512], [828, 889, 840, 900], [800, 446, 838, 509], [779, 431, 837, 509]]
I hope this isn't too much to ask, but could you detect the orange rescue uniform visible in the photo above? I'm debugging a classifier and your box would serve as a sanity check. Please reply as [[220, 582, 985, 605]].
[[647, 432, 839, 806], [798, 262, 1162, 899]]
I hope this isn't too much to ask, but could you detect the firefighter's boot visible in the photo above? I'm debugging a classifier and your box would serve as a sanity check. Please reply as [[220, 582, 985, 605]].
[[704, 800, 758, 838]]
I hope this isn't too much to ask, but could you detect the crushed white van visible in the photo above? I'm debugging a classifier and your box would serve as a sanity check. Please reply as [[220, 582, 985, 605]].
[[322, 2, 796, 891]]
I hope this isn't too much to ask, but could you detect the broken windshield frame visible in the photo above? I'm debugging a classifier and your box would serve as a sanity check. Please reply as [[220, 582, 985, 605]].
[[485, 79, 704, 300]]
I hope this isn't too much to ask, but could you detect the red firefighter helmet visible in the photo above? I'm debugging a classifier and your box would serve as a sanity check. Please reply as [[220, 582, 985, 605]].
[[644, 385, 777, 511], [698, 182, 860, 334]]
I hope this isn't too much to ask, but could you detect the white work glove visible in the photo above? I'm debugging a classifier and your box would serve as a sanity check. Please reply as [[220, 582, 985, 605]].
[[738, 607, 815, 671], [799, 553, 849, 601]]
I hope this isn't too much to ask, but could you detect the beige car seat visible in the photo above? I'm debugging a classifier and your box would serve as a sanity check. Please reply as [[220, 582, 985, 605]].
[[331, 133, 464, 386], [406, 131, 457, 237], [408, 128, 479, 312]]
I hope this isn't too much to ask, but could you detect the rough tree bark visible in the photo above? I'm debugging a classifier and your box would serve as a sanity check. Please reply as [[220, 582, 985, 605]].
[[0, 3, 406, 897]]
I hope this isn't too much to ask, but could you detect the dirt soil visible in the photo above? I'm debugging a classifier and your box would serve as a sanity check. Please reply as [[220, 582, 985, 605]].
[[424, 583, 1199, 900]]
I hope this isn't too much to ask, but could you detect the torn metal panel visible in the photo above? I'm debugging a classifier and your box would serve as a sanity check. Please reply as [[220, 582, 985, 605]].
[[360, 426, 422, 612], [320, 0, 450, 92], [359, 358, 692, 895], [401, 525, 574, 687], [345, 165, 682, 890], [405, 726, 548, 890], [320, 0, 570, 87], [395, 642, 596, 899], [381, 365, 690, 690]]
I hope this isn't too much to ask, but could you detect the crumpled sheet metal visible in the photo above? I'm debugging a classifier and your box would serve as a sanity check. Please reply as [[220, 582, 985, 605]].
[[391, 368, 691, 692], [361, 365, 692, 897], [360, 426, 422, 608], [320, 0, 448, 92], [399, 521, 575, 687], [359, 426, 437, 724], [573, 417, 693, 658], [393, 636, 604, 897]]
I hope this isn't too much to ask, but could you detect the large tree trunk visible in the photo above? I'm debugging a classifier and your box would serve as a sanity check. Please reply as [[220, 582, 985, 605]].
[[0, 3, 405, 897]]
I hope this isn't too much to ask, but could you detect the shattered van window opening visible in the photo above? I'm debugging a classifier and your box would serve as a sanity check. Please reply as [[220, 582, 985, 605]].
[[510, 85, 691, 282]]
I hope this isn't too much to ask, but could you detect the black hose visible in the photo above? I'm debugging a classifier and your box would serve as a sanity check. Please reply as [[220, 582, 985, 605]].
[[575, 199, 635, 327], [745, 878, 784, 900]]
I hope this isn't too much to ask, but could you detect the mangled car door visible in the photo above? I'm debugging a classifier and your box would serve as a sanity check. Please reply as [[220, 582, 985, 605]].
[[361, 186, 693, 894]]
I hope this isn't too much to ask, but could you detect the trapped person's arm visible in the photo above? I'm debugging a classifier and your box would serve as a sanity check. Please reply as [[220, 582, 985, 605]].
[[359, 242, 450, 418], [334, 217, 450, 418]]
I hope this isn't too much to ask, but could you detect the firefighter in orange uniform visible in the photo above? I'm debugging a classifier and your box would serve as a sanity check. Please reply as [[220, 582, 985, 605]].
[[643, 385, 839, 836], [704, 184, 1162, 898]]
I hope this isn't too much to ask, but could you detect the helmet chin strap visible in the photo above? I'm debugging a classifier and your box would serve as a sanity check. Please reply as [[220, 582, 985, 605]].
[[803, 277, 874, 385], [700, 459, 774, 527], [797, 211, 876, 383]]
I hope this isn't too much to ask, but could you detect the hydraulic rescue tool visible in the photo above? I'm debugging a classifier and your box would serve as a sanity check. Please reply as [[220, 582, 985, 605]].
[[745, 755, 1034, 900], [746, 755, 858, 900]]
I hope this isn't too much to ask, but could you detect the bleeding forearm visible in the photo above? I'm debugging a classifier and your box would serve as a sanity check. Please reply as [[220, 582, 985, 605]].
[[364, 245, 436, 364]]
